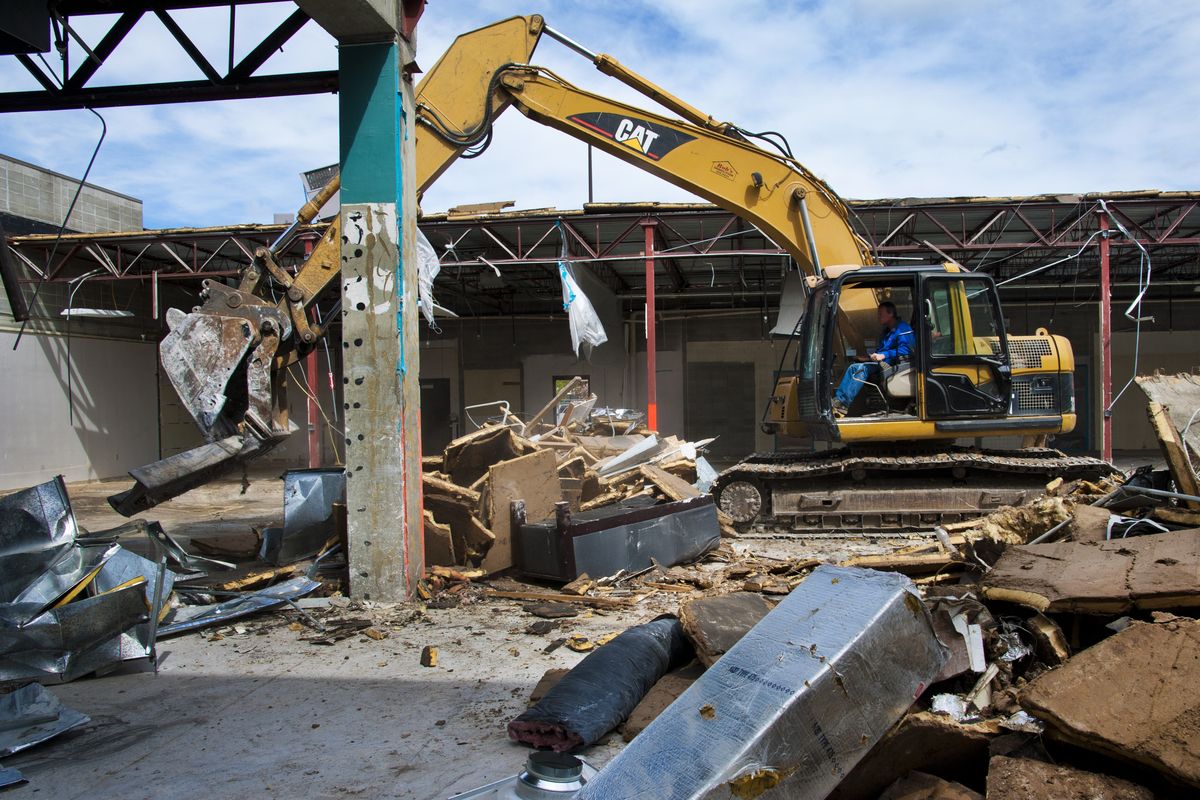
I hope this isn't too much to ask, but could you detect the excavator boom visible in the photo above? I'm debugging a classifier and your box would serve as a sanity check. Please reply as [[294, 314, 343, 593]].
[[119, 14, 1100, 526], [121, 13, 872, 515]]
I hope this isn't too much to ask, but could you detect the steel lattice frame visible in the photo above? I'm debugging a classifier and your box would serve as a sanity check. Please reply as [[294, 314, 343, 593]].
[[0, 1, 335, 112], [5, 192, 1199, 318]]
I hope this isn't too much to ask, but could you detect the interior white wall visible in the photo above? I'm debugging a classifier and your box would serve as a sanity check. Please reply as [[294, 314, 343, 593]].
[[631, 350, 685, 439], [1104, 331, 1200, 451], [0, 330, 159, 490]]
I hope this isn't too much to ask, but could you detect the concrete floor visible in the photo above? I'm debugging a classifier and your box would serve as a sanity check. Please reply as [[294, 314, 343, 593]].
[[9, 473, 911, 799], [11, 450, 1161, 798]]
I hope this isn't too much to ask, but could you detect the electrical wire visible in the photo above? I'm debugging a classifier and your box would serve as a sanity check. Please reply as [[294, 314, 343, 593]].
[[1100, 199, 1154, 411], [728, 126, 794, 159], [13, 88, 107, 351], [993, 228, 1106, 289], [287, 364, 345, 466]]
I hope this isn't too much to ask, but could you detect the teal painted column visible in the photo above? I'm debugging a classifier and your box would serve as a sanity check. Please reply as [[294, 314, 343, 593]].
[[338, 39, 423, 601]]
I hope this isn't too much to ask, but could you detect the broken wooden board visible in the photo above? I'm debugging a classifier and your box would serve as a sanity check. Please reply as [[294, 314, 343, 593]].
[[486, 589, 632, 608], [481, 449, 560, 574], [639, 463, 699, 502], [579, 491, 623, 511], [213, 564, 300, 591], [527, 668, 570, 704], [828, 712, 998, 800], [1146, 400, 1200, 509], [942, 497, 1070, 545], [560, 573, 593, 596], [523, 376, 584, 433], [678, 592, 773, 667], [422, 510, 455, 567], [1136, 372, 1200, 457], [442, 425, 533, 488], [1065, 504, 1114, 543], [979, 529, 1200, 614], [1020, 618, 1200, 788], [877, 771, 982, 800], [1026, 612, 1070, 666], [619, 662, 705, 742], [425, 495, 495, 566], [842, 551, 964, 576], [422, 472, 481, 510], [428, 565, 484, 581], [985, 756, 1153, 800], [1151, 506, 1200, 527]]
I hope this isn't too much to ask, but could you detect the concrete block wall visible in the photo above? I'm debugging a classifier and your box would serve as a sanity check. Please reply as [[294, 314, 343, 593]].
[[1, 155, 142, 233]]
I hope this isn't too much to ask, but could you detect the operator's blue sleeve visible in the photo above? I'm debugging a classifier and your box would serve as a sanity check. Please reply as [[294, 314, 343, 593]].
[[878, 321, 915, 364]]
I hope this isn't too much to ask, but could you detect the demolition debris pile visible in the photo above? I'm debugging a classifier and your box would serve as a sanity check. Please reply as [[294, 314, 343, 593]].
[[420, 376, 729, 582]]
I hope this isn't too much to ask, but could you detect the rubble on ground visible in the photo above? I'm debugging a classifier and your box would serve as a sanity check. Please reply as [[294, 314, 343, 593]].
[[5, 373, 1200, 796]]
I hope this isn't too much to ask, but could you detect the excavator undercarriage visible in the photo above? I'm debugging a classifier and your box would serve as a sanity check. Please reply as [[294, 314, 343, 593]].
[[716, 445, 1119, 535]]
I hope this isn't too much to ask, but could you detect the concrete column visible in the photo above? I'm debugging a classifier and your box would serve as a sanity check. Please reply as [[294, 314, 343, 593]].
[[338, 39, 422, 600]]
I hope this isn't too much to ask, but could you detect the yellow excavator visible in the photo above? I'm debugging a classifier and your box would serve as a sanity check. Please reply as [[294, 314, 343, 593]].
[[114, 14, 1113, 527]]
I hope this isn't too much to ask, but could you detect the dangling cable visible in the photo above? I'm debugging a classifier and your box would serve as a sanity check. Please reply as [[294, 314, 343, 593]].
[[12, 102, 108, 350], [1100, 199, 1154, 411]]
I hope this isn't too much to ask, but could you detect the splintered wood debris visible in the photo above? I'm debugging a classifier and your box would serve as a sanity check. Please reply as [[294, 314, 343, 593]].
[[420, 376, 731, 576]]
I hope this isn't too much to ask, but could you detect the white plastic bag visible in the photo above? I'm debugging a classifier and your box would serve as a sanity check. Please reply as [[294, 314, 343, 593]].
[[415, 227, 440, 328], [559, 261, 608, 358]]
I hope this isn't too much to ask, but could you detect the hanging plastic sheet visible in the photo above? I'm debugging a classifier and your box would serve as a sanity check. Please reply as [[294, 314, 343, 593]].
[[559, 261, 607, 358], [415, 226, 441, 329]]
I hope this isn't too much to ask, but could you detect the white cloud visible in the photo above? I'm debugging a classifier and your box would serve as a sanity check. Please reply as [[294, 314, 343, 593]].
[[0, 1, 1196, 227]]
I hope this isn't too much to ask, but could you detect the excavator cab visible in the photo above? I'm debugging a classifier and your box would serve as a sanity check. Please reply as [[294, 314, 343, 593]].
[[765, 266, 1075, 444]]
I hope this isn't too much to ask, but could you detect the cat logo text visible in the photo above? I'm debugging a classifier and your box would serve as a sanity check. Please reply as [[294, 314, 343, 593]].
[[567, 112, 696, 161]]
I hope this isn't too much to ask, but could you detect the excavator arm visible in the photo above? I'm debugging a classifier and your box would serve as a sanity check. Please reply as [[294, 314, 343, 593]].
[[119, 14, 870, 514]]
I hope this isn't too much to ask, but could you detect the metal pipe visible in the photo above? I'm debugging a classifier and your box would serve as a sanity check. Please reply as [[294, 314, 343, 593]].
[[1103, 484, 1200, 505], [796, 194, 821, 275], [543, 25, 599, 61], [271, 174, 341, 253]]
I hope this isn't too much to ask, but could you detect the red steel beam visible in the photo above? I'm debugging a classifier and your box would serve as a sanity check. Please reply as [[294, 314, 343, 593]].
[[642, 219, 658, 432], [1099, 210, 1112, 463]]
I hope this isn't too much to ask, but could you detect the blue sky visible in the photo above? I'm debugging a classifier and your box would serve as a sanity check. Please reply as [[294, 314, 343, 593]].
[[0, 1, 1196, 229]]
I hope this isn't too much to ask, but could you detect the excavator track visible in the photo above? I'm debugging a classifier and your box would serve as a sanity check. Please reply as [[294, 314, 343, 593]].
[[714, 446, 1119, 536]]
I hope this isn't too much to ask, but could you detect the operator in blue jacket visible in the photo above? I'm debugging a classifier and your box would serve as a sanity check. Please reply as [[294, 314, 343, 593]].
[[832, 301, 915, 417]]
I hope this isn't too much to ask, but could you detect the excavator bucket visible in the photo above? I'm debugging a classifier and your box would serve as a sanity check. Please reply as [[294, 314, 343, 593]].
[[159, 308, 257, 440], [109, 284, 295, 515]]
